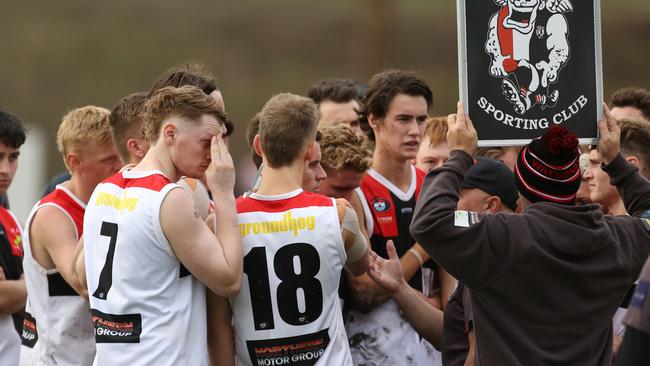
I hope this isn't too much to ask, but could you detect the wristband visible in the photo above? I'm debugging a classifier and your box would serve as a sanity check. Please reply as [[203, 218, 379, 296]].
[[409, 248, 424, 267]]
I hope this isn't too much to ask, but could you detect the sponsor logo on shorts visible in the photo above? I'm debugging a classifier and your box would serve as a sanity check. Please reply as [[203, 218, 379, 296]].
[[246, 329, 330, 366], [21, 312, 38, 348], [91, 309, 142, 343]]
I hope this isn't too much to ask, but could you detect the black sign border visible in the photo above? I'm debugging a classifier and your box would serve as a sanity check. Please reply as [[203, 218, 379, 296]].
[[457, 0, 604, 147]]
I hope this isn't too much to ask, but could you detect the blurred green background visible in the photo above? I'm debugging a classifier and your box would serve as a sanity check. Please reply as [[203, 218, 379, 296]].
[[1, 0, 648, 214]]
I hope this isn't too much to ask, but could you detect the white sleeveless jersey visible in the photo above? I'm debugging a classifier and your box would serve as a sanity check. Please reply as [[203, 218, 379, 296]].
[[232, 189, 352, 366], [20, 185, 95, 366], [83, 170, 207, 366]]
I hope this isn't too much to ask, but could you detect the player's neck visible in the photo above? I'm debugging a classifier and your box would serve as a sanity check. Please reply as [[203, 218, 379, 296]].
[[133, 145, 180, 182], [65, 175, 94, 204], [256, 162, 303, 196], [371, 150, 413, 192]]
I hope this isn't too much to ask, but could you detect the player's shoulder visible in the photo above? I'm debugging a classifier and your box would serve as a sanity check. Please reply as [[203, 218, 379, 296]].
[[30, 204, 77, 238], [237, 190, 333, 214], [104, 171, 173, 192]]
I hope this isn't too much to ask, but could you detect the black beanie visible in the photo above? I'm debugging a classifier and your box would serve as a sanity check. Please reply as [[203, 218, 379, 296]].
[[514, 126, 581, 205]]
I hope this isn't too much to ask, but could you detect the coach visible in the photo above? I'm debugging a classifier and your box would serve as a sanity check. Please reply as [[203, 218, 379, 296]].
[[411, 102, 650, 365]]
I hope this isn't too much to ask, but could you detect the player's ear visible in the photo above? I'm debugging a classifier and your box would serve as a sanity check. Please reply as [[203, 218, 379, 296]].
[[368, 113, 382, 131], [66, 152, 81, 173], [162, 123, 177, 145], [126, 138, 146, 159], [304, 141, 314, 162], [253, 134, 263, 157]]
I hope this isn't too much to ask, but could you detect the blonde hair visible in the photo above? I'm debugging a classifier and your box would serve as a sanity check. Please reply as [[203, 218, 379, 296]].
[[142, 85, 228, 143], [57, 106, 113, 169], [319, 123, 372, 172], [424, 116, 448, 147]]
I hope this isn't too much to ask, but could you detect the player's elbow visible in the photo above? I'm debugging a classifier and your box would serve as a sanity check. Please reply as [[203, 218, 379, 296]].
[[212, 273, 242, 298], [410, 219, 427, 244]]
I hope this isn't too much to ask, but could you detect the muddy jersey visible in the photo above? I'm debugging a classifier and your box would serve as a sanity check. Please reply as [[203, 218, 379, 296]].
[[20, 185, 95, 366], [0, 206, 23, 366], [84, 170, 207, 366], [346, 166, 440, 365], [232, 189, 351, 366]]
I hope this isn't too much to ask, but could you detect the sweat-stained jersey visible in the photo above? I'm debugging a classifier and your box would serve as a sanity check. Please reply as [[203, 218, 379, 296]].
[[346, 166, 441, 366], [20, 185, 95, 366], [83, 170, 207, 366], [232, 189, 352, 366]]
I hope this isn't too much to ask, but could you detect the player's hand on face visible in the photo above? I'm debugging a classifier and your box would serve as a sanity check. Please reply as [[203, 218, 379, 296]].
[[446, 101, 478, 156], [367, 240, 405, 294], [206, 128, 236, 195], [597, 104, 621, 165], [0, 267, 5, 281]]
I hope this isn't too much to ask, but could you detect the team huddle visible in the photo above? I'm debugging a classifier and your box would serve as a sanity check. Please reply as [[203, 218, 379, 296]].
[[1, 63, 650, 366]]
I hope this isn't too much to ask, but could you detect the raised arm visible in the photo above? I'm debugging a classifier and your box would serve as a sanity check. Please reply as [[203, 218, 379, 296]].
[[600, 105, 650, 216], [162, 134, 243, 297], [410, 102, 524, 288]]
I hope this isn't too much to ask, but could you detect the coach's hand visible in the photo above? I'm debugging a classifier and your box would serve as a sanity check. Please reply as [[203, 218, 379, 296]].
[[206, 132, 236, 195], [597, 104, 621, 165], [447, 101, 478, 156]]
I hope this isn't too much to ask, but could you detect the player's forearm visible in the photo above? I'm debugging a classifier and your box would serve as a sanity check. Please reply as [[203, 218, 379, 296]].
[[212, 195, 243, 291], [71, 240, 89, 301], [57, 254, 88, 300], [347, 274, 391, 313], [392, 282, 443, 348], [0, 278, 27, 314], [207, 292, 235, 366]]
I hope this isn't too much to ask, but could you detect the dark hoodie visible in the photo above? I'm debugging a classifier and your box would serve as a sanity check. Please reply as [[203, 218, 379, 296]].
[[411, 151, 650, 366]]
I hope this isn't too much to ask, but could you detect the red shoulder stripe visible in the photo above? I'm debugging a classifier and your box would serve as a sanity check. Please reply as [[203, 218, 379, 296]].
[[0, 207, 22, 257], [415, 167, 426, 199], [39, 188, 85, 236], [237, 191, 333, 214], [103, 173, 172, 192]]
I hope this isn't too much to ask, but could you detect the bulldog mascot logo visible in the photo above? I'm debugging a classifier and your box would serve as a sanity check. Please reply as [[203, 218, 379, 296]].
[[486, 0, 573, 115]]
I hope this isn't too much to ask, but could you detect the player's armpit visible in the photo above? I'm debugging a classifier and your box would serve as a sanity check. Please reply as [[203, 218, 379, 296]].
[[207, 291, 235, 366], [30, 206, 88, 298], [162, 188, 243, 297]]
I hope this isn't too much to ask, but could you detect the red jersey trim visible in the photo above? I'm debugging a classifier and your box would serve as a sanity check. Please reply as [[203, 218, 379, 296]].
[[103, 172, 172, 192], [0, 206, 23, 257], [237, 191, 333, 214], [361, 166, 425, 237], [39, 187, 85, 237]]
